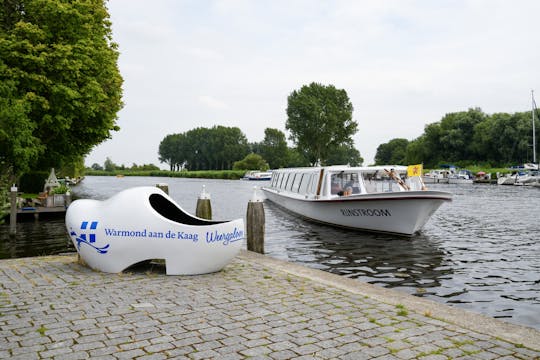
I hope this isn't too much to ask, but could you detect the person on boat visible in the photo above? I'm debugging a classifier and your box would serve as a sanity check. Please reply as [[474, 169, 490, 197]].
[[331, 179, 342, 195]]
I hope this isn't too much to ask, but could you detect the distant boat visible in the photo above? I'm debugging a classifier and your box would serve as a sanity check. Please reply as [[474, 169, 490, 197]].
[[422, 169, 450, 184], [242, 170, 272, 181], [262, 165, 452, 236], [448, 169, 474, 184], [497, 167, 538, 185]]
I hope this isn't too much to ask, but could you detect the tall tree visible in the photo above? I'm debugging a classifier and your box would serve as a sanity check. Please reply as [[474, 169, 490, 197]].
[[325, 144, 364, 166], [259, 128, 289, 169], [158, 126, 250, 171], [286, 82, 358, 166], [374, 138, 409, 165], [0, 0, 123, 182]]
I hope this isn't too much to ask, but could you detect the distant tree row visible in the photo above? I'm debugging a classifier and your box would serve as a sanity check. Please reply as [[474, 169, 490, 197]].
[[157, 83, 364, 171], [375, 108, 539, 168], [90, 158, 159, 172], [158, 125, 363, 171], [158, 126, 250, 171]]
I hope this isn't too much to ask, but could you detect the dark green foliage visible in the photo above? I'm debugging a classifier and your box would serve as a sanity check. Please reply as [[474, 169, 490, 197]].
[[376, 108, 538, 167], [0, 0, 123, 182], [232, 153, 269, 171], [374, 138, 409, 165], [325, 143, 364, 166], [258, 128, 289, 169], [18, 170, 48, 193], [158, 126, 250, 171]]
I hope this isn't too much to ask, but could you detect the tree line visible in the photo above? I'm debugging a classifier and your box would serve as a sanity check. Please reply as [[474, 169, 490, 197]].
[[375, 108, 539, 168], [157, 126, 300, 171], [157, 125, 363, 172], [157, 83, 364, 171]]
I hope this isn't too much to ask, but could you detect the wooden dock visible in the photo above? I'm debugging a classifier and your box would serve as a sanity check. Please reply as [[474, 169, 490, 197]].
[[17, 206, 67, 215]]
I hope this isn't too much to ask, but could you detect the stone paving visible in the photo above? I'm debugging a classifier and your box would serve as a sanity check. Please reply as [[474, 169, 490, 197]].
[[1, 250, 539, 359]]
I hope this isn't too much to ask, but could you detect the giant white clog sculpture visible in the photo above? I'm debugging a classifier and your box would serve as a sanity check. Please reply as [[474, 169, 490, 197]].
[[65, 186, 244, 275]]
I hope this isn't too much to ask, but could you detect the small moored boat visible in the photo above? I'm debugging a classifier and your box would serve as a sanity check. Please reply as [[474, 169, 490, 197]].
[[262, 166, 452, 236], [242, 170, 272, 181]]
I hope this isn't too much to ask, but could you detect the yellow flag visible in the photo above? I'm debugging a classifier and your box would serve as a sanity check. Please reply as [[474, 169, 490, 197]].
[[407, 164, 423, 177]]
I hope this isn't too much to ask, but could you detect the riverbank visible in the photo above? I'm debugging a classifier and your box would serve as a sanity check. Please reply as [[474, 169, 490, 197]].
[[1, 250, 539, 359], [85, 169, 248, 179], [82, 166, 516, 180]]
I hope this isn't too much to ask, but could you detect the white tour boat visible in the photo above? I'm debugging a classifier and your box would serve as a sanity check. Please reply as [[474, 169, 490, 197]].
[[262, 166, 452, 236]]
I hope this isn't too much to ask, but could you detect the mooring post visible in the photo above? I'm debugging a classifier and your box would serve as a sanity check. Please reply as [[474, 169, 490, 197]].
[[156, 183, 169, 195], [196, 185, 212, 220], [65, 189, 72, 207], [9, 184, 17, 235], [246, 186, 265, 254]]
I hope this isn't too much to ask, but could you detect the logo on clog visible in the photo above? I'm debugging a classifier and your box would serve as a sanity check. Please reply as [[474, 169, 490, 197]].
[[69, 221, 110, 254]]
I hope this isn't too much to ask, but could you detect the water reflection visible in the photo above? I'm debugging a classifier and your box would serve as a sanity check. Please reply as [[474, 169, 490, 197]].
[[264, 202, 449, 296], [0, 217, 73, 259]]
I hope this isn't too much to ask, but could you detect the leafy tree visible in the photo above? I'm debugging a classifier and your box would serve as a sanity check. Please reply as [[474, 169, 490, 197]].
[[91, 163, 103, 171], [437, 108, 486, 163], [259, 128, 289, 169], [0, 0, 123, 182], [158, 126, 250, 171], [286, 82, 358, 166], [103, 157, 116, 172], [401, 107, 538, 167], [326, 144, 364, 166], [232, 153, 269, 171], [284, 148, 311, 167], [405, 135, 429, 165], [159, 133, 188, 171], [374, 138, 409, 165]]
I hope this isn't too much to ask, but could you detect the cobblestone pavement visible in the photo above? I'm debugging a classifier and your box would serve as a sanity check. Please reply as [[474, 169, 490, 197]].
[[1, 250, 539, 359]]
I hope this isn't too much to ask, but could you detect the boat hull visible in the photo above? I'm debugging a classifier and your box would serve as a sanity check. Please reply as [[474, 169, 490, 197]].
[[262, 189, 451, 236]]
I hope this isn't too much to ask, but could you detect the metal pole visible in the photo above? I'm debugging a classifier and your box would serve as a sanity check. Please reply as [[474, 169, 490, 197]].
[[532, 90, 537, 164], [9, 184, 17, 235]]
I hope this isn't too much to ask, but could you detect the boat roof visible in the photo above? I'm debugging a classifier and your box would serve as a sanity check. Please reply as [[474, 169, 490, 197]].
[[272, 165, 408, 173]]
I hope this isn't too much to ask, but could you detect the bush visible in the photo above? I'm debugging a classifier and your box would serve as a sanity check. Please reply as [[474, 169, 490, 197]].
[[19, 171, 49, 193]]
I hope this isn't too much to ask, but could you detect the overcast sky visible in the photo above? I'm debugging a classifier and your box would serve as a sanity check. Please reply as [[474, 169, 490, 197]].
[[85, 0, 540, 168]]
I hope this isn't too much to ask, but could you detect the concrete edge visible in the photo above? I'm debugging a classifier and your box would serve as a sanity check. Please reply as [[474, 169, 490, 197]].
[[238, 250, 540, 351]]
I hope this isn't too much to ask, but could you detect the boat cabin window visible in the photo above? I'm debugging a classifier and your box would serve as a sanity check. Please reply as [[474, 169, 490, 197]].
[[271, 173, 279, 187], [298, 173, 310, 194], [286, 173, 295, 190], [279, 173, 289, 189], [292, 173, 304, 193], [330, 172, 362, 196]]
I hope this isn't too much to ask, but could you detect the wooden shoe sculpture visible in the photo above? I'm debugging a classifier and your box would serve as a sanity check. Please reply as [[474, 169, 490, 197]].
[[66, 186, 244, 275]]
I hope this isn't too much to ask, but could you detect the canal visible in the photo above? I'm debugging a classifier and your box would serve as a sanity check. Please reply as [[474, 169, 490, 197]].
[[1, 176, 539, 330]]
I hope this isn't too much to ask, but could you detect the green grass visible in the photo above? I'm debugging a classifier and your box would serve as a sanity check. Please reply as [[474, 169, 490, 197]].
[[36, 325, 47, 336]]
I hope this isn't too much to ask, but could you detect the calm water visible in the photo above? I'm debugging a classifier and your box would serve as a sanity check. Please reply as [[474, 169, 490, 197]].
[[1, 176, 539, 330]]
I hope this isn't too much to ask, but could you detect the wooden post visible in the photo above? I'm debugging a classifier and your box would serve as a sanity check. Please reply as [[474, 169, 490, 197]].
[[196, 185, 212, 220], [246, 186, 265, 254], [156, 183, 169, 195], [9, 184, 17, 235]]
